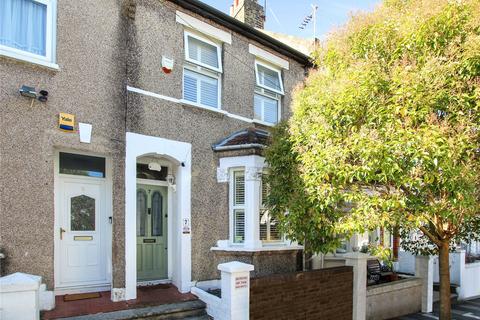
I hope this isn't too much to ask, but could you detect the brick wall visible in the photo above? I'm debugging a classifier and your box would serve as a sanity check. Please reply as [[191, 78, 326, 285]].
[[250, 266, 353, 320]]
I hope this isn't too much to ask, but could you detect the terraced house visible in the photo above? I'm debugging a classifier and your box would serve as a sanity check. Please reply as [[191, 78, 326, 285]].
[[0, 0, 311, 310]]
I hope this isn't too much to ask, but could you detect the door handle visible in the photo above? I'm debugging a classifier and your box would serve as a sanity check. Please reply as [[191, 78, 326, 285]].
[[60, 227, 66, 240]]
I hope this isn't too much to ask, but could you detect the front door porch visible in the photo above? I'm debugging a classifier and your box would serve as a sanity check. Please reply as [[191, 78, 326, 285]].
[[42, 284, 202, 319]]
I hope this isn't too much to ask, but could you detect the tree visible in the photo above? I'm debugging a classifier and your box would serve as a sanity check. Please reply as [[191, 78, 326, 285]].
[[265, 0, 480, 318]]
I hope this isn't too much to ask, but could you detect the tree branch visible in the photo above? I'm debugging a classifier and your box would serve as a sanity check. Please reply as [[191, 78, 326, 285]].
[[419, 225, 442, 247]]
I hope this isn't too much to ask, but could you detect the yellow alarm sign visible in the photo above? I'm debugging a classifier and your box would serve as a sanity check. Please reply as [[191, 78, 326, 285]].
[[59, 113, 75, 131]]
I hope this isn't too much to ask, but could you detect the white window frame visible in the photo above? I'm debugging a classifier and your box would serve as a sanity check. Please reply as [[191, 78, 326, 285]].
[[229, 168, 246, 245], [182, 64, 222, 110], [255, 60, 284, 95], [0, 0, 58, 69], [184, 31, 222, 73], [254, 88, 281, 125]]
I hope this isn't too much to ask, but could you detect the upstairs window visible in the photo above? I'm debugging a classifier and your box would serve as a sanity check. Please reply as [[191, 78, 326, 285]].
[[254, 89, 280, 125], [254, 61, 283, 125], [255, 61, 284, 95], [183, 31, 222, 109], [185, 33, 221, 72], [0, 0, 56, 65]]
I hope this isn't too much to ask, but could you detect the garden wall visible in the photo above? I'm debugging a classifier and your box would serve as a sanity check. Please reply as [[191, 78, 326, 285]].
[[250, 266, 353, 320], [366, 277, 422, 320]]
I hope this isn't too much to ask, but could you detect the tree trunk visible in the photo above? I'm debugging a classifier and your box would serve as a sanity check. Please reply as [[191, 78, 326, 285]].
[[392, 227, 400, 261], [438, 240, 452, 320]]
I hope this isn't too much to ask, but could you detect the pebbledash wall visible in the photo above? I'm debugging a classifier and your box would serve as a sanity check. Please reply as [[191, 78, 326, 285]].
[[0, 0, 308, 294], [0, 0, 127, 289]]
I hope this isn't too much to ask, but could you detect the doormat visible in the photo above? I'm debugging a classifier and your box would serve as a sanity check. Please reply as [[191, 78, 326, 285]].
[[63, 292, 101, 302]]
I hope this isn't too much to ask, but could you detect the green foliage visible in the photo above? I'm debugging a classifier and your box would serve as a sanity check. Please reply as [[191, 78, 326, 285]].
[[363, 244, 394, 269], [265, 123, 342, 254], [266, 0, 480, 255]]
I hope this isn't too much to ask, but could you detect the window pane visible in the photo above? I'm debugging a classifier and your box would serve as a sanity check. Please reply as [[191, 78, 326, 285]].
[[233, 171, 245, 205], [187, 35, 219, 69], [151, 192, 163, 236], [269, 216, 282, 241], [254, 94, 262, 120], [260, 209, 268, 241], [254, 93, 278, 124], [234, 209, 245, 243], [184, 68, 219, 108], [59, 153, 106, 178], [0, 0, 47, 56], [71, 195, 95, 231], [136, 163, 168, 181], [136, 189, 147, 236], [183, 70, 198, 103], [257, 64, 282, 92], [200, 76, 218, 108]]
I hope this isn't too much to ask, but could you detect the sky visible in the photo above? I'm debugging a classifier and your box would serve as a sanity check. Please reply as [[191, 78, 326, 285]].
[[200, 0, 380, 40]]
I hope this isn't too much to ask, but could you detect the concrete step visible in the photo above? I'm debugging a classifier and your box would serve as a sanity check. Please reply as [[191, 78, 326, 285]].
[[55, 300, 207, 320]]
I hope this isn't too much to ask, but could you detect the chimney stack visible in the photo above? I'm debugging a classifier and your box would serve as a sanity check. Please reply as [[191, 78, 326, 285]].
[[230, 0, 265, 29]]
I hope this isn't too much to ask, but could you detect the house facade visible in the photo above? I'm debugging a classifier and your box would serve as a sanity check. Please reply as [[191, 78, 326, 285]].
[[0, 0, 310, 301]]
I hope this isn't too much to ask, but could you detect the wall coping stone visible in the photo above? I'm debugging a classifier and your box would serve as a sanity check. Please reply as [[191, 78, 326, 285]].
[[218, 261, 254, 273], [367, 277, 422, 296], [0, 272, 41, 293]]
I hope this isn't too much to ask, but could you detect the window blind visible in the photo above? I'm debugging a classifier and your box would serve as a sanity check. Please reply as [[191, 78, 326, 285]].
[[183, 68, 219, 108], [187, 35, 219, 69]]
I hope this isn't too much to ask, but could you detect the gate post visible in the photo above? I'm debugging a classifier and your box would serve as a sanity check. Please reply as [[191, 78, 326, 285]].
[[218, 261, 254, 320], [415, 255, 434, 313], [345, 252, 369, 320]]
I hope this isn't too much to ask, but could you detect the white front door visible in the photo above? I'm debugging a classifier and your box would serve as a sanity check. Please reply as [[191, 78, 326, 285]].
[[57, 176, 108, 288]]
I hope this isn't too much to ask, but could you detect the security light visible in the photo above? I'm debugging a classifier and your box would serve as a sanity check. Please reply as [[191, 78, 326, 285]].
[[19, 85, 37, 99], [38, 90, 48, 102]]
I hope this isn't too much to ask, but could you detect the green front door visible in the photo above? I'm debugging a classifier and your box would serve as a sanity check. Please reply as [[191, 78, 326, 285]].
[[136, 184, 168, 281]]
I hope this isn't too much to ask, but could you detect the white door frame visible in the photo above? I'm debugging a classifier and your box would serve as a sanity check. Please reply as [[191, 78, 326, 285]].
[[53, 150, 113, 295], [125, 132, 192, 300], [135, 178, 174, 285]]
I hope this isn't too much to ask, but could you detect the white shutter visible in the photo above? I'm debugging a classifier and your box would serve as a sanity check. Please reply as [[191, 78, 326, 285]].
[[256, 63, 283, 94], [234, 209, 245, 243], [183, 70, 197, 103], [187, 34, 220, 70], [200, 75, 219, 108], [183, 68, 219, 108], [260, 210, 268, 240], [254, 93, 278, 124], [233, 171, 245, 205]]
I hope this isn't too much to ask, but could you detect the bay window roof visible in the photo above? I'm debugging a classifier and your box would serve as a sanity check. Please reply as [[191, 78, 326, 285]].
[[212, 128, 270, 152]]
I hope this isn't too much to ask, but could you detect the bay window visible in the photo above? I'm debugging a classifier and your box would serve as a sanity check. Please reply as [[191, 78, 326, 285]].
[[229, 164, 283, 247], [0, 0, 57, 67]]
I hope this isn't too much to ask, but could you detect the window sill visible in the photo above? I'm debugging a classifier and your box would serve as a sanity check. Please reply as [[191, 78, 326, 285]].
[[211, 245, 303, 252], [0, 48, 59, 71], [252, 119, 276, 127], [180, 99, 226, 116]]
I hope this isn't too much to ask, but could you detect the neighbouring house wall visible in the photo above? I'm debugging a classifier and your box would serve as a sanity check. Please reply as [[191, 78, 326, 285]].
[[459, 262, 480, 300], [0, 0, 127, 289], [433, 251, 463, 286], [398, 251, 416, 274], [126, 0, 306, 282], [366, 278, 422, 320], [250, 267, 353, 320]]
